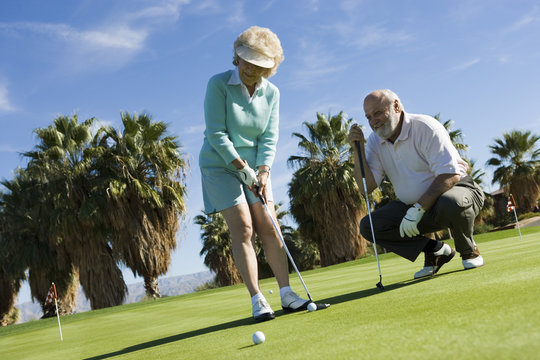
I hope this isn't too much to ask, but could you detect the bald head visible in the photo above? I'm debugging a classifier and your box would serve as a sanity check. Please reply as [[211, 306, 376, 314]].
[[363, 89, 402, 111]]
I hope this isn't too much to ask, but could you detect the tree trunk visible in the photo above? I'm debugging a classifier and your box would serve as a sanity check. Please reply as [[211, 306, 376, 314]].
[[73, 240, 127, 310], [29, 267, 79, 317], [144, 275, 161, 299], [0, 269, 19, 326], [316, 201, 366, 267]]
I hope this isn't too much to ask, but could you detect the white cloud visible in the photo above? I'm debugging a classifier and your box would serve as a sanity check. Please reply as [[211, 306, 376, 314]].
[[128, 0, 191, 22], [261, 0, 277, 12], [0, 22, 147, 71], [349, 24, 412, 49], [507, 11, 539, 32], [285, 39, 348, 89], [0, 0, 194, 71], [0, 84, 16, 112], [226, 1, 246, 24], [449, 58, 481, 72], [184, 124, 206, 134], [185, 0, 221, 15], [2, 22, 147, 51], [80, 26, 147, 50]]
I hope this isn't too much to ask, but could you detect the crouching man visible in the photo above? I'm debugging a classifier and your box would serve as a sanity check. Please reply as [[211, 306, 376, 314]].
[[349, 89, 484, 278]]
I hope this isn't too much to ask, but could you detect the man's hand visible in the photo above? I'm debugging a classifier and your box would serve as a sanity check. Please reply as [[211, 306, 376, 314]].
[[399, 204, 425, 237], [238, 162, 259, 188], [348, 124, 365, 146]]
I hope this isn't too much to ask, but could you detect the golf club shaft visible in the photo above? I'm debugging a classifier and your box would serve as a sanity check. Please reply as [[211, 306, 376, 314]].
[[258, 192, 313, 302], [354, 141, 383, 284]]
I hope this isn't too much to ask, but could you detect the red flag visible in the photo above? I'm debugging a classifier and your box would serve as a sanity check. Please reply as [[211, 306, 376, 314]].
[[507, 194, 516, 213], [44, 283, 57, 306]]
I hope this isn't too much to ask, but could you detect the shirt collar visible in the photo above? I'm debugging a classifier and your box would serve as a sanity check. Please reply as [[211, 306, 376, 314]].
[[228, 67, 266, 100], [394, 111, 411, 142]]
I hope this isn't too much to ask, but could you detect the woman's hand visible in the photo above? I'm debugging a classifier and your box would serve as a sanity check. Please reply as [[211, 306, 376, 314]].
[[236, 160, 259, 189], [254, 167, 270, 200]]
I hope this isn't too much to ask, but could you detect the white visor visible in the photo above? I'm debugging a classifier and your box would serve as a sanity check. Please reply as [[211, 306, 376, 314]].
[[236, 45, 274, 68]]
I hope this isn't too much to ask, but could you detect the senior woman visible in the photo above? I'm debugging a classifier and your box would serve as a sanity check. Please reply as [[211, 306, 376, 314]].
[[199, 26, 312, 322]]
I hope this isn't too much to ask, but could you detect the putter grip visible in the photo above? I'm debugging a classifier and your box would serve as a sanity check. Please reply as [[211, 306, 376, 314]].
[[255, 186, 266, 204], [354, 141, 366, 178]]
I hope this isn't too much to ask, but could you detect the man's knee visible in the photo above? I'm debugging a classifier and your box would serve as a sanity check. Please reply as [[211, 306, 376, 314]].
[[360, 215, 374, 242]]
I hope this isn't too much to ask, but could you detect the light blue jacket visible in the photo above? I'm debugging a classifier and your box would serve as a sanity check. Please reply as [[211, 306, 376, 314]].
[[199, 70, 280, 170]]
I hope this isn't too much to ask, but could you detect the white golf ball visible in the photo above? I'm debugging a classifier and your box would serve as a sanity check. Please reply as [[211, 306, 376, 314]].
[[269, 290, 273, 294], [307, 302, 317, 312], [252, 331, 265, 345]]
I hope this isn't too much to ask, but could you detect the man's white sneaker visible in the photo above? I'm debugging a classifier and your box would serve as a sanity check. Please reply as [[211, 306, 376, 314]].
[[463, 255, 484, 269], [252, 298, 275, 322], [414, 266, 435, 279], [461, 246, 484, 269], [281, 290, 309, 313], [414, 243, 456, 279]]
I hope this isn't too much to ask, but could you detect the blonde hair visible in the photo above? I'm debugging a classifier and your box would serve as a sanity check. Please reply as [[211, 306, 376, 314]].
[[233, 26, 284, 78]]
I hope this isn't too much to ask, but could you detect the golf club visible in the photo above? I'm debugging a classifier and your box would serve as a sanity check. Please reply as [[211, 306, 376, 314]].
[[354, 140, 384, 291], [256, 189, 314, 302]]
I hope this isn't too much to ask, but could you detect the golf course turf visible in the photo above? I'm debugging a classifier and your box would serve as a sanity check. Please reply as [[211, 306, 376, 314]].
[[1, 227, 539, 359]]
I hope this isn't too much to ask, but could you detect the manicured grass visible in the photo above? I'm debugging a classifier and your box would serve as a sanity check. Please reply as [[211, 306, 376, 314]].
[[1, 227, 539, 359]]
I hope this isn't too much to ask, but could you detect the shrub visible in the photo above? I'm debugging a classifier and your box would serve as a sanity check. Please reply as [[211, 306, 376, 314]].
[[474, 223, 494, 234]]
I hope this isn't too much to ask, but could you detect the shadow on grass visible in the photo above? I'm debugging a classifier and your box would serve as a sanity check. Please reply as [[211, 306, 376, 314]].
[[83, 317, 254, 360], [315, 269, 467, 306], [85, 270, 469, 359]]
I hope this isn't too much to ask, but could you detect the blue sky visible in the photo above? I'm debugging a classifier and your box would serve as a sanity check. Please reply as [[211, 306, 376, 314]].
[[2, 0, 539, 305]]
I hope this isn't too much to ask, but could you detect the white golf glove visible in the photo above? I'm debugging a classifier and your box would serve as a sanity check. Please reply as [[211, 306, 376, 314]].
[[238, 162, 259, 188], [399, 204, 425, 238]]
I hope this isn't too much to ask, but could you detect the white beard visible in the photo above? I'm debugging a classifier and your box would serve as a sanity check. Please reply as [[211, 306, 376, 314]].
[[374, 113, 400, 140]]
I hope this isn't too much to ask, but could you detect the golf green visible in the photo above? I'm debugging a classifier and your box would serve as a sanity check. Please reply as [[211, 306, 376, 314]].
[[1, 227, 539, 359]]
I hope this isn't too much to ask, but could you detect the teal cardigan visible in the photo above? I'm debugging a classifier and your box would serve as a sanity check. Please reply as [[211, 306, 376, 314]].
[[199, 70, 280, 170]]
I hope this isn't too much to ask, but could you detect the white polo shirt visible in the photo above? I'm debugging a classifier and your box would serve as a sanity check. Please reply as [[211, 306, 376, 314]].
[[365, 112, 468, 205]]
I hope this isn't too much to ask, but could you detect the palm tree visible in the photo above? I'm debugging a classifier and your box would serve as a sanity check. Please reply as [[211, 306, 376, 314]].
[[24, 115, 127, 309], [487, 130, 540, 214], [288, 112, 367, 266], [467, 159, 485, 185], [467, 159, 494, 225], [255, 202, 320, 278], [195, 212, 242, 286], [92, 112, 188, 299], [279, 228, 320, 272], [0, 169, 79, 319], [1, 174, 28, 325], [434, 114, 468, 157], [0, 255, 23, 326]]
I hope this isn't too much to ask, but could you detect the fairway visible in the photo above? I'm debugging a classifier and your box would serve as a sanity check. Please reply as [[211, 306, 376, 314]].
[[1, 227, 539, 360]]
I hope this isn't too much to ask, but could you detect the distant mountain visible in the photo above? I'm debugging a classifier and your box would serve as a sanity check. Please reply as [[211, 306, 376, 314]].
[[15, 271, 215, 323]]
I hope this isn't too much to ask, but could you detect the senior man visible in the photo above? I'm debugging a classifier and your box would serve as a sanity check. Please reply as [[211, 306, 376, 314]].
[[348, 89, 484, 278]]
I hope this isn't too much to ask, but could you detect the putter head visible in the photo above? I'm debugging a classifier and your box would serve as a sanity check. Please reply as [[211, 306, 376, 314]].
[[316, 303, 330, 310], [311, 302, 330, 311], [376, 282, 385, 291]]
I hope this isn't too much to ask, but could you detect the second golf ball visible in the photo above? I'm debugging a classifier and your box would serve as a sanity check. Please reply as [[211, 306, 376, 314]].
[[307, 302, 317, 312], [252, 331, 265, 345]]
